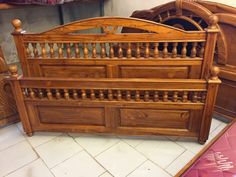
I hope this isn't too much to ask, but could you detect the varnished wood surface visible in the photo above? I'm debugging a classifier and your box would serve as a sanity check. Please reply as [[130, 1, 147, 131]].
[[9, 16, 220, 143]]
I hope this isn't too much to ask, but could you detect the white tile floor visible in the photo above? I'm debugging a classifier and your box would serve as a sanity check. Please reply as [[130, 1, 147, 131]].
[[0, 118, 228, 177]]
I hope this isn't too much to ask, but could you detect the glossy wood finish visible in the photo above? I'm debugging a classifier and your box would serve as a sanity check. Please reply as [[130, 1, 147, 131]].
[[9, 17, 220, 143], [128, 0, 236, 120]]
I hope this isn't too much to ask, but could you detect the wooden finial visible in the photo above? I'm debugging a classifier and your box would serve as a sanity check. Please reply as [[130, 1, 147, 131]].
[[208, 15, 218, 29], [9, 64, 18, 77], [210, 66, 220, 80], [12, 19, 23, 33]]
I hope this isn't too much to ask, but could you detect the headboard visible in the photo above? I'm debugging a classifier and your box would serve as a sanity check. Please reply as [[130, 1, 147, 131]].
[[11, 16, 218, 79]]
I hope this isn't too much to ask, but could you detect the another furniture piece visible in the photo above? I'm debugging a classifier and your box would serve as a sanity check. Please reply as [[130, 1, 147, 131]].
[[0, 46, 18, 127], [176, 119, 236, 177], [9, 16, 220, 144], [126, 0, 236, 121]]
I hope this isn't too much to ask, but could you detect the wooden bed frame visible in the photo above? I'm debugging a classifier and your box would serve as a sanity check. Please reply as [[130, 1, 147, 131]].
[[8, 16, 220, 144]]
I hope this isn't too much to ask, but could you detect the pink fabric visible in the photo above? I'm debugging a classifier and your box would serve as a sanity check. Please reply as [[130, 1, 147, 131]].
[[182, 122, 236, 177]]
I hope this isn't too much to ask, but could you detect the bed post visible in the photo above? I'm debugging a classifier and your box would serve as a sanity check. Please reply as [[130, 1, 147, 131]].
[[8, 65, 33, 136], [198, 66, 221, 144], [11, 19, 30, 77]]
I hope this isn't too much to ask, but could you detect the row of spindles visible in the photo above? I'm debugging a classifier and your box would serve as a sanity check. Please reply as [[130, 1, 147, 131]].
[[25, 42, 205, 59], [24, 89, 206, 103]]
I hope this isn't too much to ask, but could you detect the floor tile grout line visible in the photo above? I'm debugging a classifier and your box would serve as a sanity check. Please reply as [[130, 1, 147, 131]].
[[0, 138, 26, 153], [164, 149, 187, 170], [125, 159, 148, 177], [99, 171, 114, 177]]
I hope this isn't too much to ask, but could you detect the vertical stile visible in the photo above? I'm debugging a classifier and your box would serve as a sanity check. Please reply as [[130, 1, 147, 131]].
[[66, 43, 71, 58], [74, 43, 80, 58], [118, 43, 123, 58], [92, 43, 97, 58], [99, 90, 104, 100], [57, 43, 63, 58], [126, 90, 131, 101], [49, 43, 55, 58], [190, 42, 197, 58], [181, 42, 187, 58], [81, 89, 87, 100], [172, 42, 178, 58], [154, 91, 159, 102], [108, 90, 113, 101], [90, 89, 96, 100], [135, 90, 140, 101], [32, 43, 38, 58], [73, 90, 78, 99], [83, 43, 88, 58], [127, 43, 132, 58], [163, 91, 168, 102], [40, 43, 47, 58], [199, 42, 205, 58], [154, 42, 159, 58], [109, 43, 114, 58], [55, 89, 61, 99], [163, 42, 168, 58], [144, 91, 149, 102], [173, 91, 178, 102], [100, 43, 106, 58], [64, 89, 70, 100], [46, 89, 52, 100], [145, 42, 150, 58], [182, 91, 188, 102]]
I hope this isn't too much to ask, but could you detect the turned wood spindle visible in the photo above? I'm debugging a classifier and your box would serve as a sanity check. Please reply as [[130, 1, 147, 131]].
[[57, 43, 63, 58], [66, 43, 71, 58], [32, 43, 38, 58], [117, 90, 122, 101], [81, 89, 86, 100], [144, 91, 149, 102], [100, 43, 106, 58], [199, 42, 205, 58], [163, 91, 168, 102], [40, 43, 47, 58], [126, 90, 131, 101], [47, 89, 53, 100], [135, 91, 140, 101], [29, 88, 35, 99], [99, 90, 104, 100], [118, 43, 123, 58], [49, 43, 55, 58], [190, 42, 197, 58], [90, 90, 95, 100], [109, 43, 114, 58], [201, 92, 206, 103], [24, 43, 31, 58], [108, 90, 113, 101], [74, 43, 80, 58], [158, 14, 163, 22], [172, 42, 178, 58], [181, 42, 187, 58], [83, 43, 88, 58], [55, 89, 61, 99], [193, 92, 198, 102], [173, 91, 178, 102], [154, 91, 159, 102], [136, 43, 141, 58], [154, 43, 159, 58], [163, 42, 168, 58], [22, 89, 27, 98], [64, 89, 69, 100], [127, 43, 132, 58], [145, 43, 150, 58], [182, 91, 188, 102], [92, 43, 97, 58], [73, 90, 78, 99], [38, 89, 43, 99]]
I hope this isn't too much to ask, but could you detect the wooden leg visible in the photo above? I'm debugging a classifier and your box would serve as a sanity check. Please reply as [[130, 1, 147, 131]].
[[198, 138, 206, 145], [26, 132, 33, 137]]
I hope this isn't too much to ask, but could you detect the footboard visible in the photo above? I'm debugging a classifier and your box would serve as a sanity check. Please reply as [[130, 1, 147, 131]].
[[8, 66, 221, 144]]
